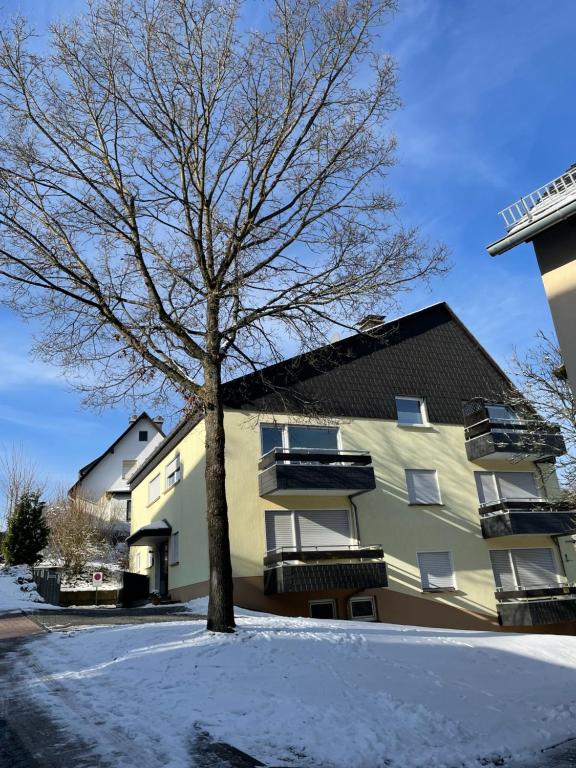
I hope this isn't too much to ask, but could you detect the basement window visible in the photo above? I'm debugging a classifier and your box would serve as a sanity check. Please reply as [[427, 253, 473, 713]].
[[309, 599, 337, 620], [349, 596, 376, 622]]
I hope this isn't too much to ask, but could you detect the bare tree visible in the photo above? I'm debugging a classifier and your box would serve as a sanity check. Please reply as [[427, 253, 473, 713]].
[[510, 332, 576, 496], [0, 0, 446, 631], [0, 443, 45, 525], [45, 493, 102, 576]]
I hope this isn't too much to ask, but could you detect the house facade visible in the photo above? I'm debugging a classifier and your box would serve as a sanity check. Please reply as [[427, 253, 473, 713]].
[[70, 412, 165, 522], [128, 304, 576, 631]]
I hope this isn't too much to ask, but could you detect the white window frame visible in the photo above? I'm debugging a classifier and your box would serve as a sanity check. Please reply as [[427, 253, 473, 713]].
[[308, 599, 337, 619], [147, 549, 154, 569], [165, 454, 181, 489], [265, 508, 357, 552], [134, 551, 141, 572], [170, 531, 179, 565], [395, 396, 429, 427], [489, 547, 561, 592], [122, 459, 137, 479], [349, 596, 377, 622], [417, 550, 457, 592], [148, 473, 161, 504], [260, 423, 342, 456], [405, 469, 442, 505]]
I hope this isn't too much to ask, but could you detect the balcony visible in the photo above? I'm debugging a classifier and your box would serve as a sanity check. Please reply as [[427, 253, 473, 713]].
[[479, 498, 576, 539], [496, 584, 576, 626], [258, 448, 376, 497], [263, 545, 387, 595], [462, 401, 565, 462]]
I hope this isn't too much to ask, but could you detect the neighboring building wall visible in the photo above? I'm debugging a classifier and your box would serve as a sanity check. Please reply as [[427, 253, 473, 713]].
[[130, 408, 566, 629], [74, 416, 164, 509], [533, 219, 576, 399]]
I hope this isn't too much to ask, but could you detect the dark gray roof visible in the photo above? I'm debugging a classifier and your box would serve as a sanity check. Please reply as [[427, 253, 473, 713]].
[[130, 302, 512, 487]]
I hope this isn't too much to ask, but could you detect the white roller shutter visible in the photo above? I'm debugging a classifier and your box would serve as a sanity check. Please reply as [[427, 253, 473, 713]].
[[406, 470, 442, 504], [297, 510, 351, 549], [489, 550, 516, 591], [496, 472, 538, 500], [512, 548, 559, 589], [265, 511, 295, 552], [417, 551, 455, 590]]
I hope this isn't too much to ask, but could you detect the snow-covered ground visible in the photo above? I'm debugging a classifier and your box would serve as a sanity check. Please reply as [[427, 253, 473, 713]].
[[0, 565, 46, 610], [22, 604, 576, 768]]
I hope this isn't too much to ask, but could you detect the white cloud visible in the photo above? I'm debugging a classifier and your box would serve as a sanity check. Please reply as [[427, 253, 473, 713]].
[[0, 346, 66, 391]]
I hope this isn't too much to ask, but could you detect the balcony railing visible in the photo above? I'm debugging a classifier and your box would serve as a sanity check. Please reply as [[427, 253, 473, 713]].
[[258, 448, 376, 496], [499, 167, 576, 231], [479, 498, 575, 538], [495, 582, 576, 626], [263, 544, 387, 595], [263, 544, 384, 567], [462, 401, 565, 462]]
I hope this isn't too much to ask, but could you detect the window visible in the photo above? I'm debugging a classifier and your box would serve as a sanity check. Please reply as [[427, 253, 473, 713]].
[[170, 532, 179, 565], [122, 459, 137, 479], [166, 454, 181, 489], [126, 499, 132, 522], [417, 551, 456, 591], [349, 596, 376, 622], [405, 469, 442, 505], [475, 471, 539, 505], [260, 424, 339, 455], [147, 550, 154, 568], [490, 548, 560, 591], [138, 430, 148, 442], [148, 473, 161, 504], [309, 600, 336, 619], [134, 552, 141, 572], [396, 397, 427, 426], [486, 404, 519, 422], [265, 509, 352, 552]]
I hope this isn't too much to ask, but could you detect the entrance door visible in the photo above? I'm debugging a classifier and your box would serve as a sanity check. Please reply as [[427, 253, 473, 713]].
[[157, 542, 169, 597]]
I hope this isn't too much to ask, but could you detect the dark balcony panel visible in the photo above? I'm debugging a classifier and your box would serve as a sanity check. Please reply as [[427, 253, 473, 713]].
[[259, 461, 376, 497], [480, 510, 576, 538], [497, 596, 576, 626], [264, 561, 388, 595], [465, 429, 566, 462]]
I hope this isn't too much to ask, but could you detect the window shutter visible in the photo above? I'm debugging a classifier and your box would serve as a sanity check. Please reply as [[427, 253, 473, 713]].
[[489, 550, 516, 591], [148, 474, 160, 503], [475, 472, 498, 504], [265, 511, 295, 552], [417, 551, 455, 590], [297, 510, 351, 549], [496, 472, 538, 500], [512, 548, 559, 589], [406, 470, 441, 504]]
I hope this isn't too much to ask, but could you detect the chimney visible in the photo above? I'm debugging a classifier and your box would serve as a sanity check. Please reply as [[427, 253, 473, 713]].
[[128, 414, 138, 424], [357, 314, 385, 333], [153, 416, 165, 431]]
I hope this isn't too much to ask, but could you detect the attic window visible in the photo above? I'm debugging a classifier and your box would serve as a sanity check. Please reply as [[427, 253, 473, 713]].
[[396, 397, 428, 426], [139, 430, 148, 442]]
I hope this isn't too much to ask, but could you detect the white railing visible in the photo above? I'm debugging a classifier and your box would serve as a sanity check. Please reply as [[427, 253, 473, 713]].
[[499, 167, 576, 230]]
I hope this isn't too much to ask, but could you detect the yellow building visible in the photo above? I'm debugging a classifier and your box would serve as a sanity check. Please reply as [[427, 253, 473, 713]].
[[488, 165, 576, 399], [128, 303, 576, 632]]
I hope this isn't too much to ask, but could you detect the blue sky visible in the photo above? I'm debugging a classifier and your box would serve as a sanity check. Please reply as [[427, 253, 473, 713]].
[[0, 0, 574, 508]]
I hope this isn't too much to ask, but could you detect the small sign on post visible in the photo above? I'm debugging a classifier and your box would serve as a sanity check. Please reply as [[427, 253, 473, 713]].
[[92, 571, 103, 606]]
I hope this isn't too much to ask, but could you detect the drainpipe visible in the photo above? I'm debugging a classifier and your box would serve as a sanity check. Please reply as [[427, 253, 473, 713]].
[[347, 492, 363, 543]]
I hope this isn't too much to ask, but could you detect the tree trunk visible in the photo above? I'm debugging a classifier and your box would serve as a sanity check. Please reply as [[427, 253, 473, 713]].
[[203, 355, 236, 633]]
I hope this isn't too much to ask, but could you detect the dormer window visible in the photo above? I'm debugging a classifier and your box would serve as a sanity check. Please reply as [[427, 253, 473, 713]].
[[139, 430, 148, 441]]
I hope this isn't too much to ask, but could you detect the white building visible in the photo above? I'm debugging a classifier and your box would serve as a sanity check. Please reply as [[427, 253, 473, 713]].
[[69, 412, 165, 522]]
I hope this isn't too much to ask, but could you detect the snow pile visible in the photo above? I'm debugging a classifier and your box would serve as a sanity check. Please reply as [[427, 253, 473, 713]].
[[0, 565, 45, 610], [23, 611, 576, 767]]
